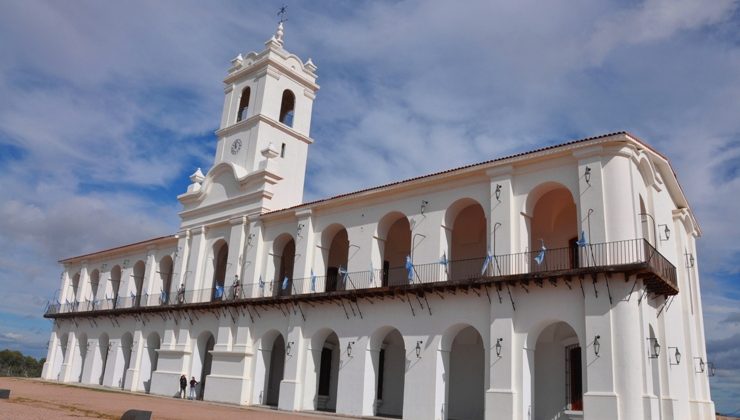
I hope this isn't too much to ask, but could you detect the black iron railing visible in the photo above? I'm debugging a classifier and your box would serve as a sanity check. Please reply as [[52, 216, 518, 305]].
[[44, 239, 677, 315]]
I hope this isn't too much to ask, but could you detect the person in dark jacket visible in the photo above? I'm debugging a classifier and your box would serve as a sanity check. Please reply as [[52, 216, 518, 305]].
[[179, 374, 187, 398], [189, 376, 199, 400]]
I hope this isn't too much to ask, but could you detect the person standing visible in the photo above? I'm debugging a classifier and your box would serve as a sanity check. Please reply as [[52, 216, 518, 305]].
[[189, 376, 199, 400], [179, 374, 187, 399]]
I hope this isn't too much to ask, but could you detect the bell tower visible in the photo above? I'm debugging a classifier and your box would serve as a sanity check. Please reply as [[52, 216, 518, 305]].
[[178, 22, 319, 227]]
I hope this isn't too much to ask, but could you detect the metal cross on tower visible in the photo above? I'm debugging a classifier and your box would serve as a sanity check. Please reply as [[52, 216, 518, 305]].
[[278, 6, 288, 23]]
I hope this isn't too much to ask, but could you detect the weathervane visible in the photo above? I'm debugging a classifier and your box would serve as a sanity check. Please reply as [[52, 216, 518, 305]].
[[278, 6, 288, 24]]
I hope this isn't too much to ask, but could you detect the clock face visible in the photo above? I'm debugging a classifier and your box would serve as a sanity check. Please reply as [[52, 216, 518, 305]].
[[230, 138, 242, 155]]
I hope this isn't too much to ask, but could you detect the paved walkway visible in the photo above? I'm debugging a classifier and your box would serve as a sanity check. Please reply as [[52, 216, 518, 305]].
[[0, 377, 349, 420]]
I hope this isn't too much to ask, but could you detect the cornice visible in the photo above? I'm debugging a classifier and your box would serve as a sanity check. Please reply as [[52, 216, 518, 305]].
[[215, 114, 314, 145]]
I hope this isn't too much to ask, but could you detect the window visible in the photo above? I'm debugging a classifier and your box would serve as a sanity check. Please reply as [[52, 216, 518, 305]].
[[279, 89, 295, 127], [236, 87, 250, 122], [280, 143, 286, 158]]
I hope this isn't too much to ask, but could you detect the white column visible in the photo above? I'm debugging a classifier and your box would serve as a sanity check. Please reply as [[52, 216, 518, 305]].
[[173, 230, 191, 298], [225, 216, 248, 296], [142, 246, 158, 306], [293, 209, 314, 292], [76, 261, 91, 305], [187, 226, 208, 300], [583, 273, 619, 420], [243, 214, 266, 297], [59, 332, 78, 383], [487, 300, 516, 419], [278, 323, 306, 411], [125, 328, 145, 392]]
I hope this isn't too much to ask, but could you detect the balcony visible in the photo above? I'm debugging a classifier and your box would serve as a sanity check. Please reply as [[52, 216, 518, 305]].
[[44, 239, 677, 318]]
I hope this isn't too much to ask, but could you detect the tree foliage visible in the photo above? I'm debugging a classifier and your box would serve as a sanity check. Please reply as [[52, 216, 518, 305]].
[[0, 349, 45, 377]]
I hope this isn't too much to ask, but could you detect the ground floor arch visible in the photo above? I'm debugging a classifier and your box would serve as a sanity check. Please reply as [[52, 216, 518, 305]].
[[253, 330, 287, 406], [369, 326, 406, 417], [529, 321, 583, 420], [306, 329, 340, 412], [191, 331, 215, 400], [140, 332, 161, 393], [446, 325, 485, 420], [119, 332, 134, 389]]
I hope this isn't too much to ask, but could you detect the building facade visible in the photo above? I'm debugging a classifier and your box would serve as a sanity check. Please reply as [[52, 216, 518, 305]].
[[42, 23, 715, 420]]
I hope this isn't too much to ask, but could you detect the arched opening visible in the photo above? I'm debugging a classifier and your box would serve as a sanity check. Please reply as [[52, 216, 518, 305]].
[[529, 184, 578, 271], [158, 256, 173, 304], [265, 334, 286, 406], [236, 86, 251, 122], [279, 89, 295, 127], [70, 272, 80, 303], [119, 332, 134, 389], [324, 226, 349, 292], [132, 261, 146, 307], [532, 321, 583, 419], [446, 326, 485, 420], [273, 236, 295, 297], [446, 199, 487, 281], [212, 241, 229, 301], [308, 330, 340, 412], [140, 332, 160, 393], [379, 213, 411, 287], [191, 331, 215, 400], [370, 327, 405, 417], [74, 332, 88, 383], [97, 333, 110, 385], [110, 265, 122, 308], [89, 269, 100, 303]]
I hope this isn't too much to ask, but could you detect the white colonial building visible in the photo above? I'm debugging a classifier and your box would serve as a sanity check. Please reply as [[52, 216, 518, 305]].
[[42, 23, 715, 420]]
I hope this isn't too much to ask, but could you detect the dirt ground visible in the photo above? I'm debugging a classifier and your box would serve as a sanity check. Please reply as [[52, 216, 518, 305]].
[[0, 377, 348, 420]]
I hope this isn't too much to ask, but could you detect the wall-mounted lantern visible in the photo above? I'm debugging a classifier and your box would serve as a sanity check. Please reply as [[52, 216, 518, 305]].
[[415, 340, 423, 358], [647, 337, 660, 358], [694, 357, 705, 373], [296, 223, 305, 237], [286, 341, 294, 356], [346, 341, 355, 357], [708, 361, 716, 377], [584, 166, 592, 185], [685, 252, 695, 268], [668, 347, 681, 365], [495, 184, 502, 202], [594, 335, 601, 357], [421, 200, 429, 215], [658, 224, 671, 241], [495, 338, 503, 357]]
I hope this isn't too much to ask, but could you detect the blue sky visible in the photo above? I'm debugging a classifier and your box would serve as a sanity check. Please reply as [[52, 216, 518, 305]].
[[0, 0, 739, 413]]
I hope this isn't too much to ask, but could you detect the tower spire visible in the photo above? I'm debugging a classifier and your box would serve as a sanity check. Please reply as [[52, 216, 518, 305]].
[[273, 6, 287, 46]]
